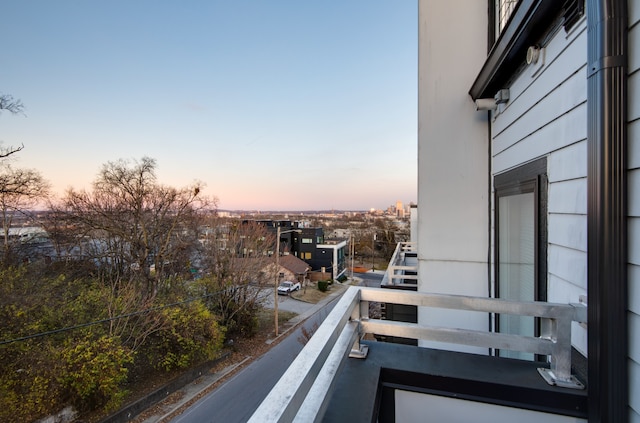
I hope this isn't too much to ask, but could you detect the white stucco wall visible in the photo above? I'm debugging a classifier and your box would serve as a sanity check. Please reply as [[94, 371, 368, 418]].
[[417, 0, 489, 353]]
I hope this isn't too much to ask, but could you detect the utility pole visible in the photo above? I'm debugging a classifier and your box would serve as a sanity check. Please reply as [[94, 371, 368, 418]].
[[372, 232, 375, 272], [350, 232, 354, 279], [274, 226, 301, 337]]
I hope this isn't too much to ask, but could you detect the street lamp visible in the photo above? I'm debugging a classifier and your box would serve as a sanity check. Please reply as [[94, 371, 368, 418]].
[[274, 226, 302, 337]]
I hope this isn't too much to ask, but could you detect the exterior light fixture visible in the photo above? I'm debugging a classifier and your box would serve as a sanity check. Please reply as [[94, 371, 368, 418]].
[[475, 88, 509, 111], [475, 98, 497, 111], [494, 89, 510, 104], [526, 45, 541, 65]]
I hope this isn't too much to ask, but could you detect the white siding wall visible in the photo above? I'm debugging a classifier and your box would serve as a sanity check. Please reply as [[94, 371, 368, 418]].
[[628, 1, 640, 421], [491, 19, 589, 356], [417, 0, 489, 353]]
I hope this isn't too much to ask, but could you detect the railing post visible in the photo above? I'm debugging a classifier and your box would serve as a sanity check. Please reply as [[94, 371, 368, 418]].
[[537, 315, 584, 389], [349, 288, 369, 359]]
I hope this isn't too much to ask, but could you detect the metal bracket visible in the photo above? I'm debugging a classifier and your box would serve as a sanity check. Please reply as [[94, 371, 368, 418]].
[[349, 344, 369, 359], [537, 368, 585, 390]]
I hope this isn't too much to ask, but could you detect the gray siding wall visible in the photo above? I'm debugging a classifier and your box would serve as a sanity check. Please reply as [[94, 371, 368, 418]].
[[628, 1, 640, 420], [491, 17, 589, 357]]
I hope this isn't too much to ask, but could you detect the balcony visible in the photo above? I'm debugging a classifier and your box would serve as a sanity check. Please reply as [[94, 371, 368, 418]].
[[381, 241, 417, 288], [249, 254, 588, 422]]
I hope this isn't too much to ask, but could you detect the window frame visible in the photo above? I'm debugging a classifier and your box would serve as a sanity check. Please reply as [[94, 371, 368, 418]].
[[494, 157, 548, 357]]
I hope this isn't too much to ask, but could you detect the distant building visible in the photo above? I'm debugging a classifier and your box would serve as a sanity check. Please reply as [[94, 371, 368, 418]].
[[247, 220, 347, 279]]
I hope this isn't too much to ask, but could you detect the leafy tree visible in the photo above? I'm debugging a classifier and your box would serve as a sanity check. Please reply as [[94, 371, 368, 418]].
[[0, 268, 131, 420]]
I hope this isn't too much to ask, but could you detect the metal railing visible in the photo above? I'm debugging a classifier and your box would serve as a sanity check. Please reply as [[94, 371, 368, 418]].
[[249, 285, 587, 423], [381, 241, 418, 287]]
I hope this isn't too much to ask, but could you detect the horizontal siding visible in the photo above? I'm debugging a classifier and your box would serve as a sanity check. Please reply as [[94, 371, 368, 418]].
[[492, 22, 587, 138], [631, 119, 640, 169], [629, 1, 640, 420], [632, 358, 640, 422], [631, 169, 640, 216], [632, 311, 640, 368], [493, 103, 587, 173], [548, 178, 587, 214], [493, 72, 587, 159], [632, 264, 640, 316], [548, 140, 587, 182], [547, 274, 587, 355], [631, 66, 640, 122], [548, 214, 586, 251], [548, 244, 586, 290], [631, 218, 640, 266]]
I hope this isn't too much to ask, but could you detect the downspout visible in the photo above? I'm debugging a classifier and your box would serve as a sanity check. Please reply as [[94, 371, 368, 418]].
[[586, 0, 628, 421]]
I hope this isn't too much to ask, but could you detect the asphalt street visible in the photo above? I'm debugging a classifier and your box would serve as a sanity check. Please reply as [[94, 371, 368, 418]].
[[165, 273, 382, 423], [169, 296, 340, 423]]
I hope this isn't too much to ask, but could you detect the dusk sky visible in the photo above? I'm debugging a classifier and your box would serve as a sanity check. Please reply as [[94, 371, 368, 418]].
[[0, 1, 417, 211]]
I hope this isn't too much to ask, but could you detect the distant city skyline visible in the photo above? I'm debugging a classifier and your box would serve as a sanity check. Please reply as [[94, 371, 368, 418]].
[[0, 1, 417, 211]]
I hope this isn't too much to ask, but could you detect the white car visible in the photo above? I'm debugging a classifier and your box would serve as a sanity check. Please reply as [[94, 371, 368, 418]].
[[277, 281, 301, 295]]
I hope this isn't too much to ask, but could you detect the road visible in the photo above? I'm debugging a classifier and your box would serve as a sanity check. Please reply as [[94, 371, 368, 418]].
[[169, 297, 340, 423], [354, 270, 384, 287]]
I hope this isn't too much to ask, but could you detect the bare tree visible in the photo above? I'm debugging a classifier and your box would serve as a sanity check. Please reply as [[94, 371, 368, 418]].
[[0, 93, 25, 159], [197, 218, 275, 334], [51, 157, 211, 299], [0, 165, 50, 262], [0, 93, 50, 263]]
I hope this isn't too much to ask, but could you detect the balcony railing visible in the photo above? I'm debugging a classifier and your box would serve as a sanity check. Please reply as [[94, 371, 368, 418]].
[[248, 285, 587, 423], [381, 241, 417, 287]]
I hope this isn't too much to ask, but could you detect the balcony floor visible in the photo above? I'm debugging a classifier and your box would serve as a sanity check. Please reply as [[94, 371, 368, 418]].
[[321, 341, 588, 422]]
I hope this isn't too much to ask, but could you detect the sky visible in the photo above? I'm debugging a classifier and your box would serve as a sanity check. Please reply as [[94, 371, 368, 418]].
[[0, 1, 417, 211]]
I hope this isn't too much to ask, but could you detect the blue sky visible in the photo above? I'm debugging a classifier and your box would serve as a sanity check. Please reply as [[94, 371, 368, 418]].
[[0, 1, 417, 211]]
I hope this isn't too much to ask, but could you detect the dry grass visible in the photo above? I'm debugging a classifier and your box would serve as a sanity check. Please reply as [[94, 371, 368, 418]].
[[290, 282, 345, 304]]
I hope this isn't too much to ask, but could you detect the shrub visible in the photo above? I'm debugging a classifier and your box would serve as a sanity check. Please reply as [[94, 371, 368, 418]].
[[57, 335, 134, 412], [145, 301, 225, 372], [317, 281, 328, 292]]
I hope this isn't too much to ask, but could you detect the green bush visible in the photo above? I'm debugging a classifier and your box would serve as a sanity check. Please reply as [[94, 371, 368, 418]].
[[144, 301, 225, 372], [57, 335, 134, 412], [317, 281, 328, 292]]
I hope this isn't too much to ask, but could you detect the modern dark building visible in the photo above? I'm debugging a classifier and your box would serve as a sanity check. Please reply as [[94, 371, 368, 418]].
[[248, 220, 347, 279]]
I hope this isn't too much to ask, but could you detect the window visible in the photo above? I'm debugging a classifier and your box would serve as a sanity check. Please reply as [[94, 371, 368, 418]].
[[494, 158, 547, 360], [302, 238, 313, 244], [495, 0, 520, 38], [302, 252, 312, 260]]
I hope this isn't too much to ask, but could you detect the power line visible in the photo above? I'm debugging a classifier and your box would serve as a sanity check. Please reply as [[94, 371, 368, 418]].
[[0, 287, 234, 346]]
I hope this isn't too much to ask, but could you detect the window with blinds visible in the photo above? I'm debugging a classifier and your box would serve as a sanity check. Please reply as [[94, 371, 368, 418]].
[[496, 0, 520, 38], [494, 157, 547, 361]]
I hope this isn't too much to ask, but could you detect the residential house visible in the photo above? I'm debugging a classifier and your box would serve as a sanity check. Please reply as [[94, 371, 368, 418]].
[[297, 226, 347, 280], [250, 220, 347, 280], [274, 254, 311, 284], [249, 1, 639, 422]]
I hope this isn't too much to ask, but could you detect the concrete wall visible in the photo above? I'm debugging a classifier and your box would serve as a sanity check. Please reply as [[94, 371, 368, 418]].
[[416, 0, 489, 353]]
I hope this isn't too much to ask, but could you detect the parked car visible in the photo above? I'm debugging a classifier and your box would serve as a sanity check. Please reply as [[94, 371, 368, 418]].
[[277, 281, 301, 295]]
